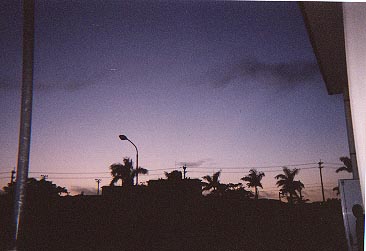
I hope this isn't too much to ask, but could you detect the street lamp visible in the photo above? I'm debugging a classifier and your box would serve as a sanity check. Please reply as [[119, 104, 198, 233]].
[[119, 135, 139, 186]]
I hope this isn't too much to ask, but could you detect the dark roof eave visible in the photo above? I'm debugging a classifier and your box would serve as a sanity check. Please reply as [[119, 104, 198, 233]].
[[299, 2, 348, 95]]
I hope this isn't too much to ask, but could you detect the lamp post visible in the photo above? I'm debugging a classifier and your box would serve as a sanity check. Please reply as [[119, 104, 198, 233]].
[[119, 135, 139, 186]]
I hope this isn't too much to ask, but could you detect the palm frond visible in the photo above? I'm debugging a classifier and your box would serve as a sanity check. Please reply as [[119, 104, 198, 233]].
[[339, 156, 352, 172], [213, 171, 221, 181], [137, 167, 148, 175], [202, 182, 212, 191], [275, 174, 287, 180], [202, 175, 213, 183], [110, 176, 120, 186], [336, 166, 351, 173]]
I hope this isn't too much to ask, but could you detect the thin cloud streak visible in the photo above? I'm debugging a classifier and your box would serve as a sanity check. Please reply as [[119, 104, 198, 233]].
[[177, 159, 213, 168], [208, 58, 320, 90]]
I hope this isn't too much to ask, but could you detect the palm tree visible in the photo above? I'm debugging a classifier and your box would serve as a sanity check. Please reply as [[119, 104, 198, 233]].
[[336, 156, 353, 173], [109, 158, 148, 186], [202, 171, 221, 194], [241, 169, 265, 199], [333, 156, 353, 196], [275, 167, 303, 204], [293, 180, 305, 203]]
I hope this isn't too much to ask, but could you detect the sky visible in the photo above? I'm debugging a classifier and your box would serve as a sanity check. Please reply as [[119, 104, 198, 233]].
[[0, 1, 352, 200]]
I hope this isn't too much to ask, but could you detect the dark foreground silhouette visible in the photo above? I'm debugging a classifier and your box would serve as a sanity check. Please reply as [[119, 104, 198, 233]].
[[0, 191, 347, 251]]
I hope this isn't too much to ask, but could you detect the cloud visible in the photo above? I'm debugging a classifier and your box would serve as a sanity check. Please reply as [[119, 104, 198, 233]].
[[177, 158, 213, 168], [0, 67, 117, 93], [70, 186, 97, 195], [209, 58, 320, 90]]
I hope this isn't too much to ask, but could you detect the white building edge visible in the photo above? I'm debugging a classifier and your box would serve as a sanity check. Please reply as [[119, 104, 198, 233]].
[[300, 2, 365, 205]]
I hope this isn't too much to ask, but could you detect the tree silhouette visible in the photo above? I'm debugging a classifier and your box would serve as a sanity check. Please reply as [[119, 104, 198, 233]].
[[336, 156, 352, 173], [164, 170, 182, 182], [275, 167, 303, 204], [241, 169, 265, 200], [333, 186, 340, 196], [293, 180, 305, 203], [225, 182, 254, 199], [202, 171, 222, 194], [227, 182, 244, 191], [3, 177, 68, 198], [333, 156, 352, 196], [109, 158, 148, 186]]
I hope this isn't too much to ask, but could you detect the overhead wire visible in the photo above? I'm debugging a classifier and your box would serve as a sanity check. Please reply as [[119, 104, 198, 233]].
[[0, 161, 346, 184], [324, 162, 344, 165], [1, 162, 340, 176], [187, 162, 317, 170]]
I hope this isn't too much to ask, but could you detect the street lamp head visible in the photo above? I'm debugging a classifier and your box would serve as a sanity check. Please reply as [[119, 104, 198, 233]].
[[118, 134, 138, 186], [119, 135, 128, 141]]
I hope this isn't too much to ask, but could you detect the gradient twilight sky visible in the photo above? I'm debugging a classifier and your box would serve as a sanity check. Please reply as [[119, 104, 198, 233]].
[[0, 1, 352, 200]]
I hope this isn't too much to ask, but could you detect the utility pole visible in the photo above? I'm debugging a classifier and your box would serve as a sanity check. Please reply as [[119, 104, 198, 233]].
[[318, 160, 325, 203], [183, 165, 187, 179], [12, 1, 35, 249], [11, 169, 16, 184], [95, 179, 102, 195]]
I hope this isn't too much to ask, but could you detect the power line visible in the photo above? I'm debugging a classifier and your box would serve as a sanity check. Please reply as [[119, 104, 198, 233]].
[[29, 171, 110, 174], [323, 165, 342, 169], [187, 166, 319, 174], [147, 168, 177, 172], [189, 162, 317, 170], [25, 173, 165, 180], [3, 162, 341, 178], [27, 168, 177, 175], [28, 176, 112, 180], [324, 162, 343, 165]]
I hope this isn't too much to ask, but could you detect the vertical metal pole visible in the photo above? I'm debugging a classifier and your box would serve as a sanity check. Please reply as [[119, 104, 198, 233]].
[[343, 85, 359, 180], [135, 151, 139, 185], [183, 165, 187, 179], [118, 136, 139, 186], [127, 139, 138, 186], [11, 170, 16, 184], [11, 0, 35, 249], [318, 160, 325, 203], [95, 179, 101, 195]]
